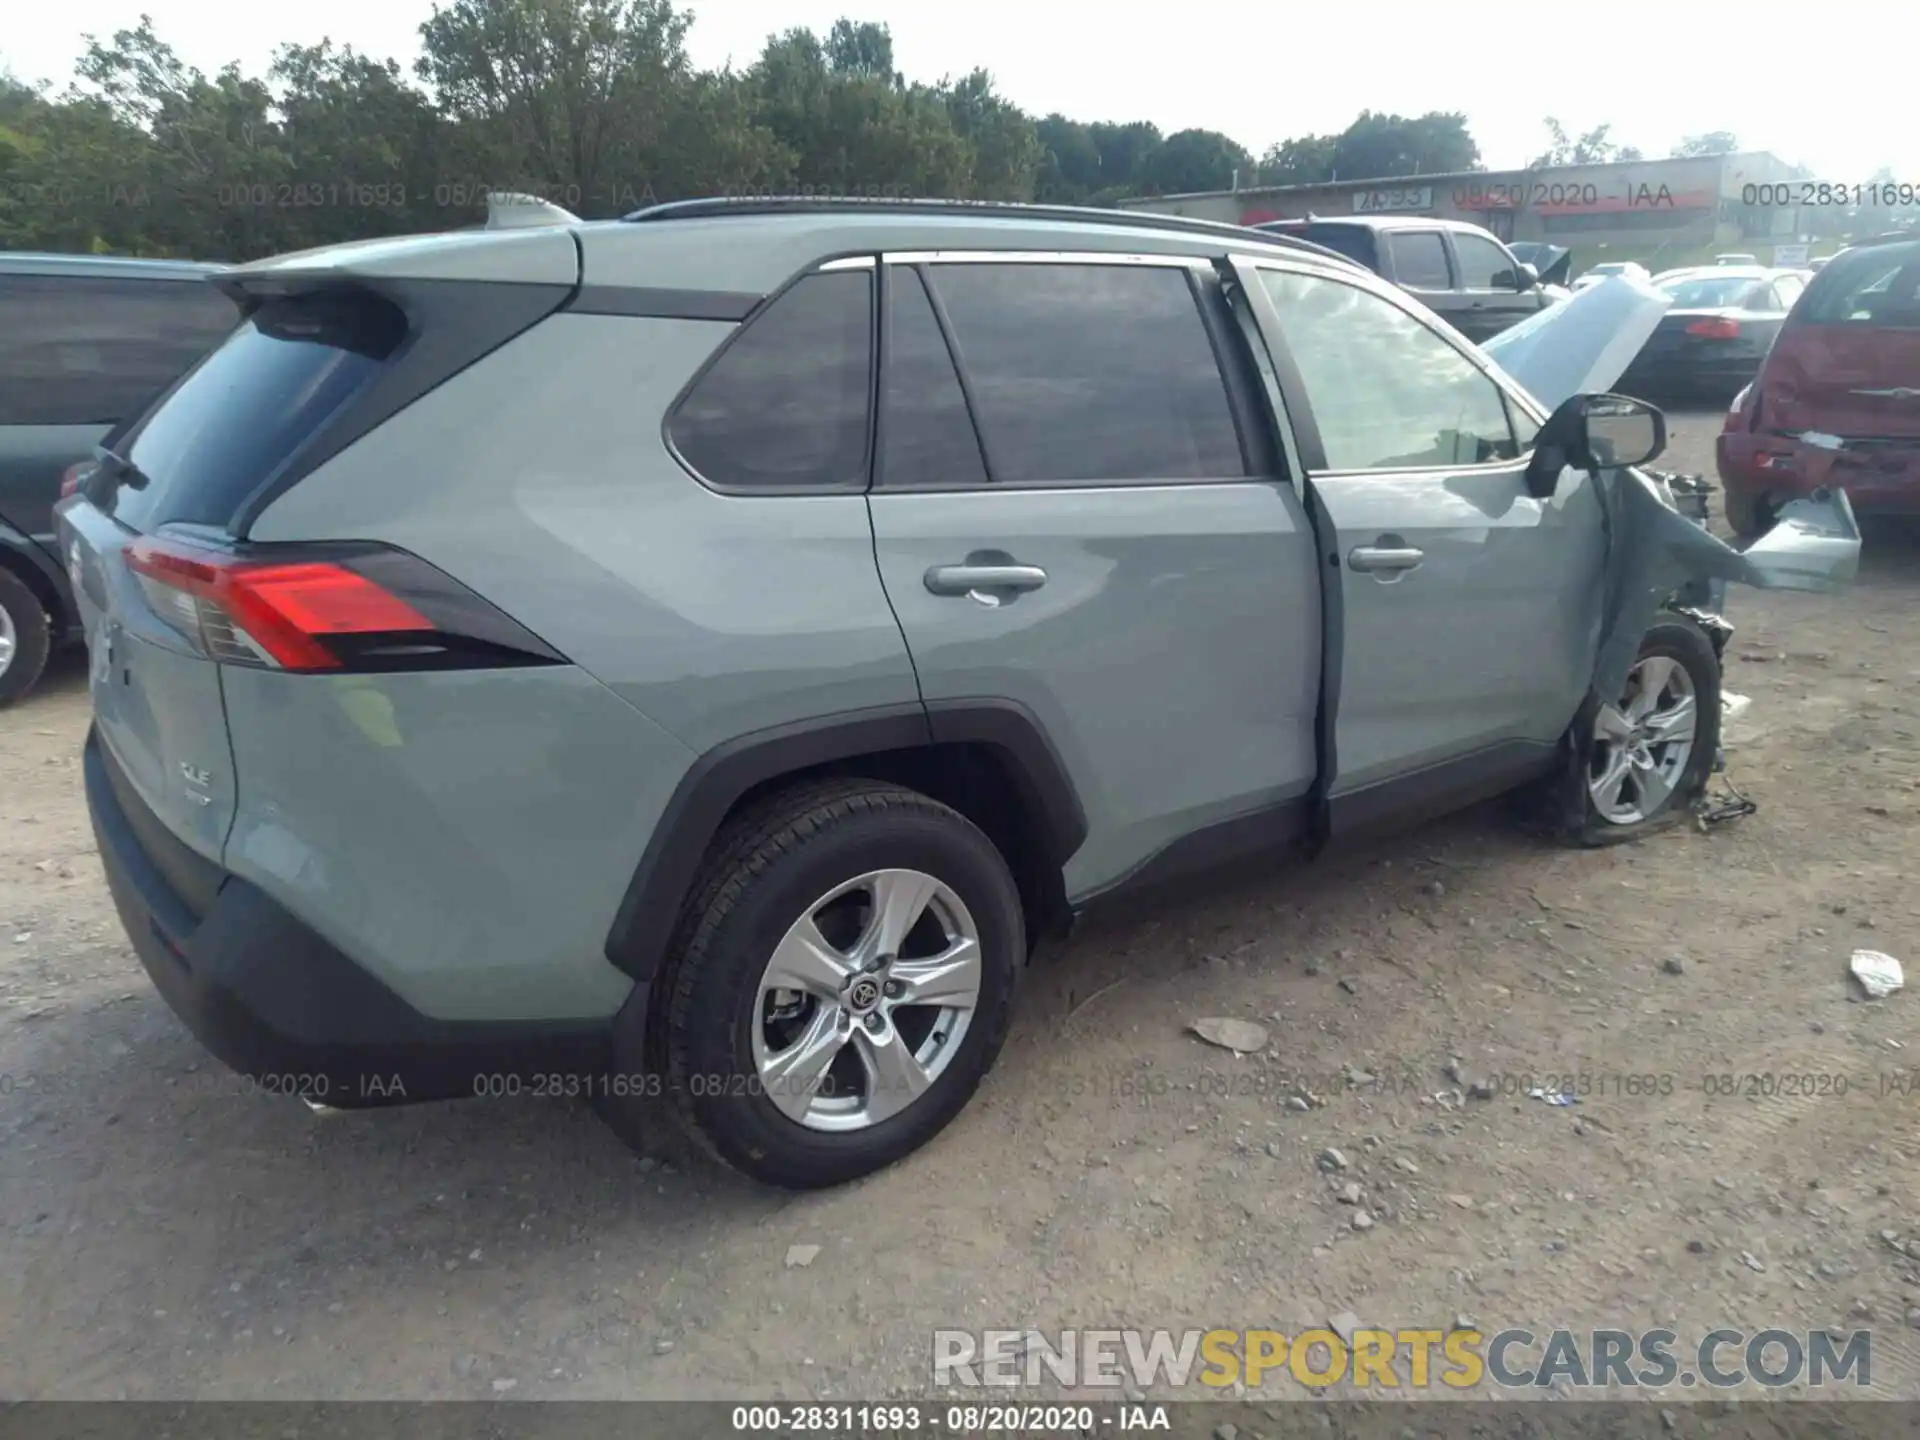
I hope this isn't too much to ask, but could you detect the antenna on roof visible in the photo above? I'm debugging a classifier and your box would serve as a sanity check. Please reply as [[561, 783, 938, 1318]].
[[485, 192, 580, 229]]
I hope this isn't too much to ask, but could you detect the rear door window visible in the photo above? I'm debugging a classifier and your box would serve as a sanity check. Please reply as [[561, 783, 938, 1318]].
[[924, 261, 1246, 484], [0, 274, 237, 428], [1452, 233, 1521, 290], [99, 290, 406, 531], [878, 268, 988, 488], [1386, 232, 1453, 290], [1799, 242, 1920, 326], [669, 270, 874, 491]]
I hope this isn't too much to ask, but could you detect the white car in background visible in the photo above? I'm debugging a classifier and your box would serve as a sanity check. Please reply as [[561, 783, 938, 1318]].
[[1572, 260, 1652, 292]]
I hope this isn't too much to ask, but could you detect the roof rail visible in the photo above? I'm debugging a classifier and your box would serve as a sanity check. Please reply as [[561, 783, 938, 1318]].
[[620, 195, 1364, 270], [486, 192, 581, 229]]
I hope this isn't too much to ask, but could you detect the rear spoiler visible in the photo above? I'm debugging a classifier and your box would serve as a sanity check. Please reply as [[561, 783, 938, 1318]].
[[485, 192, 581, 229]]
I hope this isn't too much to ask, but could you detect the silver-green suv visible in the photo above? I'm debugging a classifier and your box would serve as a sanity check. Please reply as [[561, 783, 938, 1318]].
[[55, 199, 1859, 1189]]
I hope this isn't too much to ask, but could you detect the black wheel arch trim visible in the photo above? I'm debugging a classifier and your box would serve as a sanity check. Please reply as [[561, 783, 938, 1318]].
[[603, 698, 1088, 984]]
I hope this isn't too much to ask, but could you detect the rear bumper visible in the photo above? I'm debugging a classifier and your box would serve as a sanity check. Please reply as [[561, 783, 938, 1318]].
[[1619, 356, 1760, 394], [1718, 432, 1920, 515], [86, 727, 614, 1107]]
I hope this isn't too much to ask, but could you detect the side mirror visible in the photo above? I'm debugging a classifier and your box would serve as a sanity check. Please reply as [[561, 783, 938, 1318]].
[[1517, 262, 1541, 290], [1523, 393, 1668, 498]]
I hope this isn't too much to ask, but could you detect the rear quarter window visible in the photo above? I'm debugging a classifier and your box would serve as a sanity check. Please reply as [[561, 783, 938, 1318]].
[[0, 274, 238, 428], [99, 291, 407, 531]]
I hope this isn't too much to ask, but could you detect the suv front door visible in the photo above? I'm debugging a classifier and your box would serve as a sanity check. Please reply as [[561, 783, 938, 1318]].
[[1227, 254, 1608, 837], [866, 253, 1323, 900]]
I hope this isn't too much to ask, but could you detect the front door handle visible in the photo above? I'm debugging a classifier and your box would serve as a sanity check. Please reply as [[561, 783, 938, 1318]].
[[925, 563, 1048, 602], [1347, 545, 1425, 574]]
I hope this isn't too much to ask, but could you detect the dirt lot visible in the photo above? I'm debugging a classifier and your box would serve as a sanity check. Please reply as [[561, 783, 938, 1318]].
[[3, 410, 1918, 1406]]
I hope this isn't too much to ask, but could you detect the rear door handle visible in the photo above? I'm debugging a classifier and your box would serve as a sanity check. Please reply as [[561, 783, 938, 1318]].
[[924, 563, 1048, 600], [1347, 545, 1425, 574]]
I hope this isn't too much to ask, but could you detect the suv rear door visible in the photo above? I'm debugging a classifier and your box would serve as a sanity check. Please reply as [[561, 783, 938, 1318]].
[[1446, 229, 1540, 341], [1761, 239, 1920, 438], [0, 273, 236, 552], [866, 253, 1322, 898]]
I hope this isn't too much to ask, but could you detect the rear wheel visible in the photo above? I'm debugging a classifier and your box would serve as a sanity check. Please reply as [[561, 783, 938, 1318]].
[[602, 778, 1024, 1189], [0, 568, 52, 708]]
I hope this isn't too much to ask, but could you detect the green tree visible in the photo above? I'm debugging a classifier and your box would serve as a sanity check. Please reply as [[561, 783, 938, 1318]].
[[1255, 133, 1336, 186], [1671, 131, 1738, 158], [748, 24, 972, 198], [1137, 127, 1251, 196], [1033, 113, 1101, 202], [936, 68, 1039, 200], [1331, 110, 1478, 179], [1532, 117, 1638, 168]]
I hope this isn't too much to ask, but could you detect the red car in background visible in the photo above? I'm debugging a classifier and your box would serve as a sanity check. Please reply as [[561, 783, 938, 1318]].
[[1718, 232, 1920, 538]]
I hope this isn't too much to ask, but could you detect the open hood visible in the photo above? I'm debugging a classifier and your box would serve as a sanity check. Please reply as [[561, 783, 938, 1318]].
[[1480, 275, 1672, 413], [1477, 277, 1860, 704]]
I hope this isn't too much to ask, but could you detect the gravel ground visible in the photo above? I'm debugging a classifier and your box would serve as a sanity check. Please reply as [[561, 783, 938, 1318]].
[[3, 410, 1917, 1405]]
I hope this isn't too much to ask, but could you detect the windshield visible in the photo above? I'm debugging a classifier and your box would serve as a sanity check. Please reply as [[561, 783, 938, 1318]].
[[1659, 275, 1761, 308]]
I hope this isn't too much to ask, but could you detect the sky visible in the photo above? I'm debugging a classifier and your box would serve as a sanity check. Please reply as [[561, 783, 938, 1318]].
[[3, 0, 1909, 182]]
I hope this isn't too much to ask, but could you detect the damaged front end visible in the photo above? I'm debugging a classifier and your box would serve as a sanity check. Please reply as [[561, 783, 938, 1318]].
[[1482, 275, 1863, 702], [1485, 277, 1863, 828]]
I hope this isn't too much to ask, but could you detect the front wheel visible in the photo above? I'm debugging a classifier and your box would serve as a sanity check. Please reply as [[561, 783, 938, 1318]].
[[603, 778, 1025, 1189], [1564, 616, 1723, 845]]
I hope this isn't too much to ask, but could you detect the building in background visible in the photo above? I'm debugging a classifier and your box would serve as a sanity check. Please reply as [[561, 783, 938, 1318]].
[[1120, 151, 1806, 266]]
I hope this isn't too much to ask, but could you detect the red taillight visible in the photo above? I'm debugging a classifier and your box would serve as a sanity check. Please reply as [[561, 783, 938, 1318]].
[[60, 462, 95, 498], [1686, 318, 1741, 340], [125, 538, 432, 671]]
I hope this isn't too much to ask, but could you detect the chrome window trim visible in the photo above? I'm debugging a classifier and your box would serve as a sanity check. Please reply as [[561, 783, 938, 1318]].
[[880, 249, 1214, 270]]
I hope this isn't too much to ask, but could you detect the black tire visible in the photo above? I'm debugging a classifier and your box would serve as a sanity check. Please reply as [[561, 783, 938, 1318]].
[[1722, 486, 1770, 541], [601, 777, 1025, 1189], [1550, 615, 1723, 847], [0, 567, 53, 709]]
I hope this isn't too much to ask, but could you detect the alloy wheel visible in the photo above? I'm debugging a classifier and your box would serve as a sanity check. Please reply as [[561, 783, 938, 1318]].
[[750, 868, 981, 1132], [1589, 655, 1698, 824]]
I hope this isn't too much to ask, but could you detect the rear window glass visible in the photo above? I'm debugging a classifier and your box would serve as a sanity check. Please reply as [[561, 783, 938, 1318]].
[[0, 274, 237, 427], [1659, 276, 1763, 308], [1293, 226, 1378, 269], [99, 291, 406, 531], [1798, 242, 1920, 326]]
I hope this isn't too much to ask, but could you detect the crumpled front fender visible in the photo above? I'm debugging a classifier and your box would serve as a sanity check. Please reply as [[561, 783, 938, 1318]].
[[1591, 469, 1860, 701]]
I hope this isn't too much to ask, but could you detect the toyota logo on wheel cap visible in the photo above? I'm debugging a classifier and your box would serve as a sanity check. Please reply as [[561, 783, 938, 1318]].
[[847, 977, 882, 1013]]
